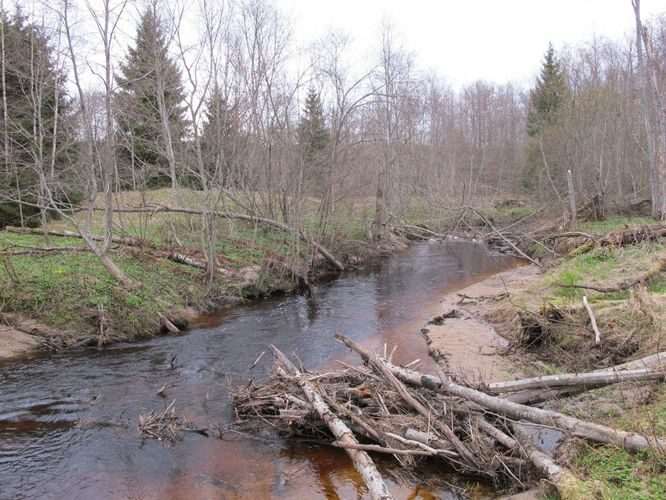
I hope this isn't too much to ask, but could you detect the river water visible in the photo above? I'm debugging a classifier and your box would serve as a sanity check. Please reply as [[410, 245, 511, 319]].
[[0, 241, 521, 499]]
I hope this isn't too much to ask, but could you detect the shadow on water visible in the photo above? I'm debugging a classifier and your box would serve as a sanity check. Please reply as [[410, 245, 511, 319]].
[[0, 241, 522, 499]]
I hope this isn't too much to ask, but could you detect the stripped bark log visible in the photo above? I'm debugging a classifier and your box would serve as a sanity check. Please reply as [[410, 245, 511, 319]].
[[269, 345, 392, 500], [512, 424, 578, 495], [583, 296, 602, 345], [488, 367, 666, 394], [597, 351, 666, 372], [0, 246, 95, 256], [335, 334, 666, 452]]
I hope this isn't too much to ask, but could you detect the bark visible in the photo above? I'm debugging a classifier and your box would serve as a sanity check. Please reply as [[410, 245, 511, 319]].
[[488, 367, 666, 394], [269, 345, 392, 500], [632, 0, 660, 218], [335, 334, 666, 452], [567, 169, 577, 229]]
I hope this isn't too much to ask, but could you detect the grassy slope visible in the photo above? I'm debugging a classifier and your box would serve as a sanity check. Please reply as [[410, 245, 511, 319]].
[[493, 216, 666, 498], [0, 189, 384, 345]]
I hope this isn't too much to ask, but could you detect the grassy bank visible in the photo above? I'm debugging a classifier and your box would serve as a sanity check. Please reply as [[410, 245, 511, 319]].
[[0, 189, 406, 350], [481, 215, 666, 498]]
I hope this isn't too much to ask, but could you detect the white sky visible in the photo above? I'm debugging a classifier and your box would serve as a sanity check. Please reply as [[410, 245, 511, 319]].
[[279, 0, 666, 88]]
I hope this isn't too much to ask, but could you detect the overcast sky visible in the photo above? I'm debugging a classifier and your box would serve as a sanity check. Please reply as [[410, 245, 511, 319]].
[[280, 0, 666, 88]]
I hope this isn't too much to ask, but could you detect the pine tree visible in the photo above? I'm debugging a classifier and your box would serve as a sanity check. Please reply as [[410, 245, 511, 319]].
[[116, 7, 186, 186], [526, 44, 569, 137], [297, 87, 329, 189]]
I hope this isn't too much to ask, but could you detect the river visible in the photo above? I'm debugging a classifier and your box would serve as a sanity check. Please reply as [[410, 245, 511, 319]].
[[0, 241, 522, 499]]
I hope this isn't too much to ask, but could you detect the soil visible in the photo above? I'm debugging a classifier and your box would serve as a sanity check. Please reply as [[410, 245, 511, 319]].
[[0, 325, 41, 358], [422, 264, 541, 382]]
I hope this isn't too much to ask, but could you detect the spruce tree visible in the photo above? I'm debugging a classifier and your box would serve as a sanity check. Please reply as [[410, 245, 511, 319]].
[[0, 10, 70, 226], [523, 44, 570, 191], [297, 87, 329, 189], [116, 8, 186, 186], [201, 85, 239, 186], [526, 44, 569, 137]]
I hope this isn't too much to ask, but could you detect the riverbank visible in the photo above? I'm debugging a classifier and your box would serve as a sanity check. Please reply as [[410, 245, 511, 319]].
[[421, 216, 666, 498], [0, 189, 419, 359]]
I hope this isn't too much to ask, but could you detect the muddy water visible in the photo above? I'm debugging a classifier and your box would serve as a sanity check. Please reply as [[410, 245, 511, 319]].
[[0, 241, 521, 499]]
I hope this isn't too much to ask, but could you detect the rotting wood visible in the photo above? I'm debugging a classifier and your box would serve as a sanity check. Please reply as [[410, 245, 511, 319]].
[[335, 333, 666, 452], [268, 345, 392, 500]]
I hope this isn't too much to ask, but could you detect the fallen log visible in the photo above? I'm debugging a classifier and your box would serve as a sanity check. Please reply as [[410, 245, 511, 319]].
[[5, 225, 141, 246], [0, 246, 95, 256], [269, 345, 392, 500], [335, 334, 666, 452], [331, 442, 435, 457], [488, 367, 666, 394], [596, 351, 666, 372], [88, 206, 345, 271], [599, 223, 666, 247], [512, 424, 578, 495]]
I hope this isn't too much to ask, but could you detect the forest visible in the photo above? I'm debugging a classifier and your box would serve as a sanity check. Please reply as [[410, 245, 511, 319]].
[[1, 0, 666, 498]]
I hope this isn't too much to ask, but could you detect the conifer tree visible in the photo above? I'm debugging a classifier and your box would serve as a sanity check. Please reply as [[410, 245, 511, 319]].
[[201, 85, 239, 187], [523, 44, 570, 191], [0, 10, 70, 226], [116, 7, 186, 187], [297, 87, 329, 190], [526, 44, 569, 137]]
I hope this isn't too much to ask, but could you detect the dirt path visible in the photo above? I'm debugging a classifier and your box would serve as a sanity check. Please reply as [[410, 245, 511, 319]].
[[423, 264, 540, 383]]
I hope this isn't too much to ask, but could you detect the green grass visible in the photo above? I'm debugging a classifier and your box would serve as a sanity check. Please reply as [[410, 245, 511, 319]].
[[550, 243, 663, 302], [579, 216, 657, 235], [0, 244, 208, 339], [569, 389, 666, 499]]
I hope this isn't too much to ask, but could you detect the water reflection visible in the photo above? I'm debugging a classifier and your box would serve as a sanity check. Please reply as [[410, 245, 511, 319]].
[[0, 241, 520, 499]]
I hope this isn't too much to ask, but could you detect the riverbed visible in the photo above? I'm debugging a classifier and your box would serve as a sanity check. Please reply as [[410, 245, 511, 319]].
[[0, 241, 522, 499]]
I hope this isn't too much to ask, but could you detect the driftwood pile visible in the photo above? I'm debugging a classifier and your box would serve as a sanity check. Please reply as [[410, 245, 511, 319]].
[[232, 335, 666, 499]]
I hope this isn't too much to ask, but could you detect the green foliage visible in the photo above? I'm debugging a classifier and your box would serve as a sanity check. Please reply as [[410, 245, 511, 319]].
[[523, 44, 570, 192], [0, 9, 71, 226], [298, 87, 330, 191], [201, 85, 241, 187], [115, 6, 186, 184], [579, 216, 657, 235], [526, 44, 569, 138]]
